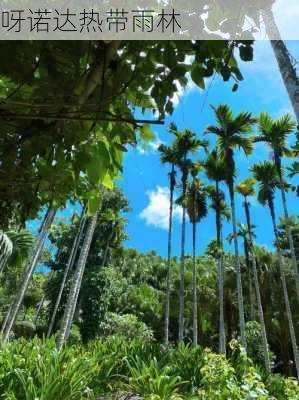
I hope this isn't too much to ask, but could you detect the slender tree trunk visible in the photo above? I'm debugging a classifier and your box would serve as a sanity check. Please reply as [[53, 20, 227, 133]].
[[2, 207, 56, 342], [268, 199, 299, 378], [244, 199, 271, 373], [56, 212, 98, 350], [192, 219, 198, 346], [34, 295, 45, 325], [65, 218, 114, 341], [278, 173, 299, 298], [244, 239, 255, 321], [47, 209, 87, 338], [164, 165, 175, 345], [178, 167, 187, 342], [262, 8, 299, 122], [228, 183, 247, 349], [216, 181, 226, 355], [0, 232, 12, 273]]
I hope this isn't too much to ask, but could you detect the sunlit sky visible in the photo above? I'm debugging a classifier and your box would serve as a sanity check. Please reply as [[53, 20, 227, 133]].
[[29, 40, 299, 259]]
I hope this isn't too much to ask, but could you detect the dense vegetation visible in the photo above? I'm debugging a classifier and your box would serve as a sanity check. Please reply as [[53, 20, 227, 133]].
[[0, 38, 299, 399], [1, 337, 299, 400]]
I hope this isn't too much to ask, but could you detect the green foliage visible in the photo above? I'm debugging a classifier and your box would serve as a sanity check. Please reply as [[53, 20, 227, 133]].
[[245, 321, 274, 367], [0, 338, 97, 400], [0, 41, 252, 228], [0, 337, 297, 400], [126, 357, 183, 399], [5, 230, 34, 269], [100, 313, 154, 342]]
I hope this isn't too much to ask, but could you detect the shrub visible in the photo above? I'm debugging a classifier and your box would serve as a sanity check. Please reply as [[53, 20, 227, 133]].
[[13, 320, 36, 338], [68, 324, 82, 345], [0, 338, 98, 400], [0, 337, 296, 400], [100, 313, 154, 342], [126, 356, 184, 400]]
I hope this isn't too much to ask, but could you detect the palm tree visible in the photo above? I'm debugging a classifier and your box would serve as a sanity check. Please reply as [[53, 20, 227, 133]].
[[0, 231, 13, 273], [0, 229, 34, 334], [236, 178, 271, 372], [260, 4, 299, 122], [56, 212, 98, 350], [2, 206, 56, 342], [185, 165, 208, 346], [205, 149, 229, 354], [47, 208, 87, 338], [256, 112, 299, 297], [206, 105, 256, 349], [158, 142, 178, 345], [228, 223, 256, 322], [170, 124, 208, 342], [4, 230, 34, 271], [252, 161, 299, 377], [288, 161, 299, 178]]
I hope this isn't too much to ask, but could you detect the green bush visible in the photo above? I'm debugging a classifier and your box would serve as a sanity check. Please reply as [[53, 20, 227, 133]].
[[0, 337, 297, 400], [13, 320, 36, 338], [100, 312, 154, 342], [68, 324, 82, 345], [0, 338, 98, 400]]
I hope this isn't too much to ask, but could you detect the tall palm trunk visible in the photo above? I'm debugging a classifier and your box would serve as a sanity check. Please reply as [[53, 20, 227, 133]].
[[262, 8, 299, 122], [244, 199, 271, 373], [275, 158, 299, 298], [228, 183, 247, 349], [192, 208, 198, 346], [164, 165, 175, 345], [178, 165, 188, 342], [2, 207, 56, 342], [244, 238, 255, 321], [268, 197, 299, 378], [34, 295, 45, 325], [56, 212, 98, 350], [0, 232, 13, 273], [64, 220, 114, 342], [216, 181, 226, 355], [47, 209, 87, 338]]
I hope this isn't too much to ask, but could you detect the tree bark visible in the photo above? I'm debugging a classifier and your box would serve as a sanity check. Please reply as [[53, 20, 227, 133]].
[[192, 219, 198, 346], [34, 295, 45, 325], [178, 165, 187, 342], [228, 183, 247, 349], [244, 238, 255, 321], [216, 181, 226, 355], [244, 199, 271, 373], [1, 207, 56, 342], [262, 8, 299, 122], [268, 198, 299, 378], [56, 212, 98, 350], [164, 165, 175, 345], [47, 209, 87, 338], [278, 175, 299, 298], [0, 232, 13, 273]]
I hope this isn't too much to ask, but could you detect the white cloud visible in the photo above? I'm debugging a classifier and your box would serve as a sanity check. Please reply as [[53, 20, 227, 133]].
[[139, 186, 182, 230]]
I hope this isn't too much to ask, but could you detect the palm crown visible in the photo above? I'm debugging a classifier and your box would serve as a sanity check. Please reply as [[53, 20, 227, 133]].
[[186, 178, 208, 224], [206, 105, 256, 184], [204, 150, 227, 183], [206, 185, 230, 221], [256, 112, 296, 161], [251, 161, 280, 205], [235, 178, 256, 198]]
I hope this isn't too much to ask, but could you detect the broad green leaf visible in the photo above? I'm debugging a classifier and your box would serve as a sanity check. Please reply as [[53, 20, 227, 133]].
[[191, 65, 205, 89], [139, 124, 155, 142]]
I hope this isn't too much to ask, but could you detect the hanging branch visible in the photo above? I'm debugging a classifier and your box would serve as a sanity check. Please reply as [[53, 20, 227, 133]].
[[0, 112, 164, 126]]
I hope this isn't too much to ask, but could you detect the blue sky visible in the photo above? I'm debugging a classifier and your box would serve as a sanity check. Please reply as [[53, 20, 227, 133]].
[[29, 40, 298, 259], [119, 40, 298, 256]]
